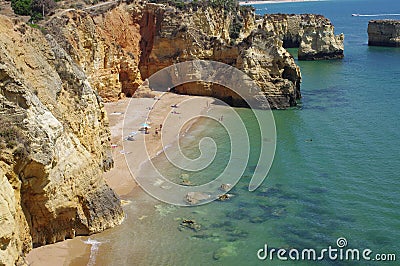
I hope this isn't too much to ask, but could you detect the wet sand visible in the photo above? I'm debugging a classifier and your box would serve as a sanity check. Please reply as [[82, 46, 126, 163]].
[[26, 93, 214, 265]]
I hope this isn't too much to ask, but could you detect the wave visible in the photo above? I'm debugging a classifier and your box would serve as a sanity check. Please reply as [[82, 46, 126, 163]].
[[353, 13, 400, 17], [83, 238, 102, 266]]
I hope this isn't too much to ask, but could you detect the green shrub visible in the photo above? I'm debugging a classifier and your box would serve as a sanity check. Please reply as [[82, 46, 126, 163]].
[[11, 0, 32, 16], [0, 116, 26, 150], [10, 0, 56, 20]]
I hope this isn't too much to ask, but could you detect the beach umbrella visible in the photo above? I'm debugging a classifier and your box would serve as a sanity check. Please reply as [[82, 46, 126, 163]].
[[140, 123, 151, 128]]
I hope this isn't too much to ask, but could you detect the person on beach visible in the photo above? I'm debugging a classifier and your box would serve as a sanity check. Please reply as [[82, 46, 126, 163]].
[[145, 126, 149, 134]]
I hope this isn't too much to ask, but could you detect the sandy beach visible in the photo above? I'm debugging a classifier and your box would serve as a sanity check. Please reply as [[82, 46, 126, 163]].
[[26, 92, 215, 265], [239, 0, 324, 5], [105, 92, 215, 196]]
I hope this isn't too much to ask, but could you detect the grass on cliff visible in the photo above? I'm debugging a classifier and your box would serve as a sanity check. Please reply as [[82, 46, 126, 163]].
[[149, 0, 239, 12], [0, 115, 28, 159]]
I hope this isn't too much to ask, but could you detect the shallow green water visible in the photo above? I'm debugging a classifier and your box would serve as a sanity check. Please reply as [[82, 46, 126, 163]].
[[92, 1, 400, 265]]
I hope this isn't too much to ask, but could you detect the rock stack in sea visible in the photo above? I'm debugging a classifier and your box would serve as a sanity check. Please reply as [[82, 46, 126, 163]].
[[0, 0, 346, 264], [368, 20, 400, 47], [262, 14, 344, 60]]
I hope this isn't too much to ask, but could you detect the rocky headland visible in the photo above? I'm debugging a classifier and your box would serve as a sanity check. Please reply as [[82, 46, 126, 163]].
[[368, 20, 400, 47], [0, 0, 344, 264], [0, 15, 123, 266], [45, 1, 344, 109]]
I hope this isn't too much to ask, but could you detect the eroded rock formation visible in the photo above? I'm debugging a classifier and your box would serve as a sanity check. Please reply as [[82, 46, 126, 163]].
[[45, 2, 301, 108], [45, 2, 344, 108], [262, 14, 344, 60], [0, 16, 123, 265], [137, 3, 301, 108], [0, 1, 347, 263], [46, 5, 144, 101], [368, 20, 400, 47]]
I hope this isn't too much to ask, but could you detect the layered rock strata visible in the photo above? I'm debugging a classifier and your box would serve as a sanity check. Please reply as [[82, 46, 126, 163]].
[[138, 3, 301, 109], [0, 1, 347, 264], [46, 2, 344, 108], [368, 20, 400, 47], [0, 15, 124, 265], [46, 5, 144, 101], [46, 2, 301, 108], [261, 14, 344, 60]]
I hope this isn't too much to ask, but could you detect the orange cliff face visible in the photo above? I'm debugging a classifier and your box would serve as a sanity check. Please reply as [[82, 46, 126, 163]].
[[43, 2, 344, 108], [137, 3, 302, 109], [46, 4, 144, 101], [46, 1, 302, 109], [0, 15, 124, 265]]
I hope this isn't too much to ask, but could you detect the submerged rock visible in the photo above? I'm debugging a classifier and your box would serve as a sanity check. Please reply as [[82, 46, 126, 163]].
[[249, 216, 265, 224], [185, 192, 211, 205], [155, 204, 177, 217], [226, 207, 249, 220], [191, 233, 221, 242], [179, 219, 202, 232], [213, 245, 238, 260], [220, 183, 232, 192], [180, 178, 192, 186], [211, 221, 234, 229], [227, 229, 249, 239]]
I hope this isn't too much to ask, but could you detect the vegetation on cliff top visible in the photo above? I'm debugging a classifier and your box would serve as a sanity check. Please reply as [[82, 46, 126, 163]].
[[149, 0, 239, 12], [148, 0, 253, 41], [8, 0, 56, 20]]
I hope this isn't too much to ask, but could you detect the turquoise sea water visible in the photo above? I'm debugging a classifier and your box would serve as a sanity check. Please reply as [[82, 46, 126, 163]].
[[91, 1, 400, 265]]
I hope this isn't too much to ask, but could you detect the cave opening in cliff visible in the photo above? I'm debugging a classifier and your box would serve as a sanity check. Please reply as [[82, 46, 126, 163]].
[[170, 82, 250, 109], [283, 38, 301, 48]]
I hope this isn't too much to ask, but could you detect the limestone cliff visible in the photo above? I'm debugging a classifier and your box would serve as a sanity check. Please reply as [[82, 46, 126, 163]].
[[45, 2, 300, 108], [137, 3, 301, 108], [0, 15, 123, 265], [261, 14, 344, 60], [368, 20, 400, 47], [44, 2, 344, 108], [46, 5, 143, 101]]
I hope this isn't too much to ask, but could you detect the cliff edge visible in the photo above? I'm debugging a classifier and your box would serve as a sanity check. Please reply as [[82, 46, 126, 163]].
[[0, 15, 124, 265], [45, 2, 343, 109], [0, 1, 346, 263]]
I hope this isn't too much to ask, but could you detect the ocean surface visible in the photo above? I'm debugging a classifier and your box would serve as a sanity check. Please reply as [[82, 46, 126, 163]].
[[85, 0, 400, 265]]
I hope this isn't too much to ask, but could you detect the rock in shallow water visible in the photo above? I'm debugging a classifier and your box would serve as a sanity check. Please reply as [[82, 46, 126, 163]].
[[213, 244, 238, 260], [179, 219, 202, 232], [185, 192, 211, 205]]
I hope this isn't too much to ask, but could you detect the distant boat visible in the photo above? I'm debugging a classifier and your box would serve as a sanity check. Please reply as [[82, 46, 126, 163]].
[[351, 13, 400, 17]]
